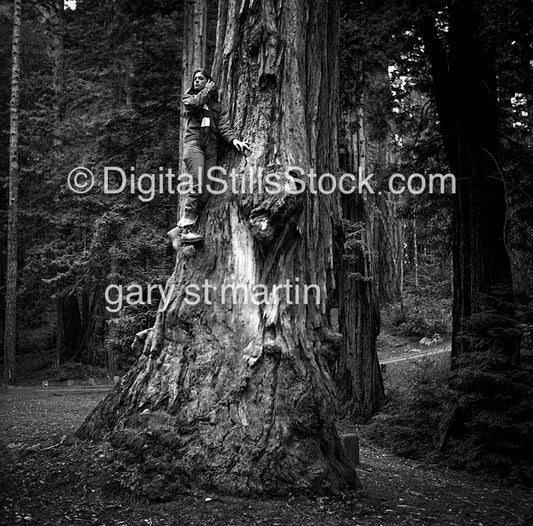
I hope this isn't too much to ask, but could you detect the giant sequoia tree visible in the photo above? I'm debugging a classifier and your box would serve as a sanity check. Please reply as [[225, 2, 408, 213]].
[[78, 0, 358, 496]]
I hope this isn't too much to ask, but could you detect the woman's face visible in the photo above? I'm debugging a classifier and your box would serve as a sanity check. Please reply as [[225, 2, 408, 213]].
[[193, 72, 208, 91]]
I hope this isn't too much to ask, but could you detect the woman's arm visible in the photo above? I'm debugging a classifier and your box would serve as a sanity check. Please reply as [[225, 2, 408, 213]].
[[217, 105, 238, 144], [182, 88, 210, 111], [219, 108, 250, 153], [182, 82, 215, 112]]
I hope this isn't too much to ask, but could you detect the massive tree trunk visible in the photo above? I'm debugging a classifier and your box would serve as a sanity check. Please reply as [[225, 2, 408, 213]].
[[447, 2, 519, 361], [418, 1, 525, 471], [335, 108, 384, 420], [418, 4, 518, 352], [3, 0, 22, 385], [77, 0, 358, 497], [417, 1, 520, 362]]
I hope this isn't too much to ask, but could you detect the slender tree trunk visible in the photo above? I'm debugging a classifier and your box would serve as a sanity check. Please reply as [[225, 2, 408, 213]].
[[178, 0, 207, 221], [55, 298, 63, 369], [78, 0, 359, 496], [335, 108, 383, 420], [63, 295, 83, 361], [413, 219, 419, 289], [55, 295, 83, 364], [526, 92, 533, 149], [369, 194, 403, 304], [3, 0, 22, 385], [363, 66, 403, 305], [105, 252, 120, 377], [45, 0, 67, 368], [78, 285, 103, 365], [51, 0, 64, 146], [36, 0, 64, 140]]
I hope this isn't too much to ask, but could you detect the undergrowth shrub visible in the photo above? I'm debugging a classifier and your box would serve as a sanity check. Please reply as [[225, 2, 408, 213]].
[[105, 309, 156, 374], [385, 285, 451, 338], [363, 359, 452, 458], [54, 361, 108, 380], [441, 292, 533, 485]]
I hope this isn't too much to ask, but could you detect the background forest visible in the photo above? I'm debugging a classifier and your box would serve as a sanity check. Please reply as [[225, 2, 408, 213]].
[[1, 0, 533, 488]]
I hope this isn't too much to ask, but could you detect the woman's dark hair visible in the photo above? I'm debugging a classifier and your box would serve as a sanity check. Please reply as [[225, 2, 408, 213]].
[[188, 68, 219, 101]]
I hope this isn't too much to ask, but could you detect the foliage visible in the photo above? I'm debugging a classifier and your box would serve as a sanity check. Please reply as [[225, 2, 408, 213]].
[[105, 308, 155, 374], [54, 361, 108, 381], [386, 281, 452, 338], [1, 0, 182, 371], [442, 289, 533, 485], [363, 358, 452, 458]]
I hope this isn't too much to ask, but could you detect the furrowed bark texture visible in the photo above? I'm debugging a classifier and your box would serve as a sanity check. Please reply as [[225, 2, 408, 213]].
[[418, 2, 518, 360], [78, 0, 359, 497], [335, 109, 384, 421], [4, 0, 22, 385], [419, 2, 526, 471], [178, 0, 207, 175], [446, 1, 519, 361], [363, 67, 403, 306]]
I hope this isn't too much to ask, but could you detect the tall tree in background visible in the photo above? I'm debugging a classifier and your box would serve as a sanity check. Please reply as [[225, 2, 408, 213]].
[[365, 66, 405, 306], [177, 0, 206, 172], [78, 0, 359, 496], [416, 0, 530, 471], [177, 0, 207, 227], [35, 0, 71, 367], [418, 1, 519, 359], [335, 107, 384, 418], [3, 0, 22, 385], [335, 23, 384, 418]]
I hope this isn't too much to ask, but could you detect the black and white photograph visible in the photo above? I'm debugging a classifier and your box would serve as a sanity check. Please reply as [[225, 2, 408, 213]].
[[1, 0, 532, 524]]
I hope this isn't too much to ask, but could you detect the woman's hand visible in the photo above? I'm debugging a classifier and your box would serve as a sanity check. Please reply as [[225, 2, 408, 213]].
[[205, 80, 216, 93], [232, 139, 251, 154]]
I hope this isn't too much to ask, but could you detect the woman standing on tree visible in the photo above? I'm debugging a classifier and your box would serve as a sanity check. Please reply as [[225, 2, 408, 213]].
[[168, 68, 250, 246]]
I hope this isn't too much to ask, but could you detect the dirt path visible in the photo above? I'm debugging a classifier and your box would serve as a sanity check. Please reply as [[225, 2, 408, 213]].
[[380, 343, 451, 365], [377, 330, 452, 365], [1, 388, 531, 525]]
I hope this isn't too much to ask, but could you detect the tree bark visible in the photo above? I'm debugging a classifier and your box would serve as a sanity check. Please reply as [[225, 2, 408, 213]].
[[78, 285, 104, 365], [418, 4, 518, 358], [446, 1, 519, 361], [3, 0, 22, 385], [37, 0, 64, 146], [77, 0, 358, 497], [335, 108, 384, 420], [413, 219, 419, 289], [363, 65, 403, 305], [178, 0, 207, 221], [63, 295, 83, 361], [369, 194, 403, 305], [418, 1, 524, 467], [55, 298, 63, 369]]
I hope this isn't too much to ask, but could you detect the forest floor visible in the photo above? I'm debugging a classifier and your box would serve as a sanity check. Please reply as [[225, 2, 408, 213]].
[[1, 386, 532, 526], [376, 332, 451, 364]]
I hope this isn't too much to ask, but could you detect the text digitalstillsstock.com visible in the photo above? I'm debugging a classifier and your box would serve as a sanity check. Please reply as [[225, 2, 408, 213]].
[[104, 279, 322, 313], [68, 165, 456, 200]]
